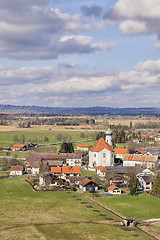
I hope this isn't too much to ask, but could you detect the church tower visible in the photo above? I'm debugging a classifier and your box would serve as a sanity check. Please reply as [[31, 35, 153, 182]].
[[105, 128, 113, 147]]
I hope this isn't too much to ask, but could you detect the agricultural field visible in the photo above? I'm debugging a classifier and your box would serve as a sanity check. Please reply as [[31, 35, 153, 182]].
[[0, 177, 154, 240], [0, 126, 97, 148], [94, 195, 160, 220]]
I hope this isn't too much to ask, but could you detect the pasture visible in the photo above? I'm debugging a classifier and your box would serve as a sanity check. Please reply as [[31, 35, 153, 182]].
[[0, 125, 97, 148], [94, 195, 160, 220], [0, 177, 153, 240]]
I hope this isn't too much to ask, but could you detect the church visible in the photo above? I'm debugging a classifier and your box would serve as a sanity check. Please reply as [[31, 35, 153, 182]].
[[89, 128, 114, 168]]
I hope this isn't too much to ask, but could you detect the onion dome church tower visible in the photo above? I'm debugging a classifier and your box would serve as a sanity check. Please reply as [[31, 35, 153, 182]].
[[89, 128, 114, 168], [105, 127, 113, 147]]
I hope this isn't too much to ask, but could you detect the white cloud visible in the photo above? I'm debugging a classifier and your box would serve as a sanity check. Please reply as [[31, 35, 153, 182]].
[[0, 1, 113, 60], [23, 58, 160, 106], [0, 59, 160, 104], [107, 0, 160, 20], [119, 20, 148, 35], [105, 0, 160, 39]]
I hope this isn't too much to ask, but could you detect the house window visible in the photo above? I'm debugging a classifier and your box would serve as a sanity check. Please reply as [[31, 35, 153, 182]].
[[103, 153, 106, 158], [94, 154, 96, 157]]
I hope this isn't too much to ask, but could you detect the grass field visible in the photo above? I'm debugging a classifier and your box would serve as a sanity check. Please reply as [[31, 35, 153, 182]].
[[0, 126, 97, 148], [0, 177, 154, 240], [81, 169, 98, 177], [94, 195, 160, 220]]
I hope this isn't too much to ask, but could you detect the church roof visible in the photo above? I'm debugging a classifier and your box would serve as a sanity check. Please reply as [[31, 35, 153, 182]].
[[105, 128, 113, 135], [89, 137, 113, 152]]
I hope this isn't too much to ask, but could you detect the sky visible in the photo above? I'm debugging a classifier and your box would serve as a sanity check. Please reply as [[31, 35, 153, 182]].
[[0, 0, 160, 108]]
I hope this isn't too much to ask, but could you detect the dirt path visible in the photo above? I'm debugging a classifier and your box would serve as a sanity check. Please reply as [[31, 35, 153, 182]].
[[0, 220, 119, 232]]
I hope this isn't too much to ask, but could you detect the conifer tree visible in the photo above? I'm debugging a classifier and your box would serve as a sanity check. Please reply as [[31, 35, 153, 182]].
[[152, 173, 160, 197]]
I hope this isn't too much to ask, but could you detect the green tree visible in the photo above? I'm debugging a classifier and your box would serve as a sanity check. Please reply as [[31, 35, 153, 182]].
[[59, 142, 74, 153], [96, 131, 105, 140], [152, 173, 160, 197], [128, 142, 137, 154], [44, 136, 49, 143], [39, 159, 45, 177], [129, 173, 139, 196], [13, 135, 19, 143], [6, 151, 10, 157], [80, 132, 85, 138], [33, 136, 37, 144], [2, 159, 8, 171], [20, 134, 25, 144], [57, 133, 62, 141]]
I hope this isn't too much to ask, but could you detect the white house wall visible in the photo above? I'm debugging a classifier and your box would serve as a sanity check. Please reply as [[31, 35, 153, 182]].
[[66, 158, 81, 166], [123, 160, 158, 168], [10, 170, 22, 176]]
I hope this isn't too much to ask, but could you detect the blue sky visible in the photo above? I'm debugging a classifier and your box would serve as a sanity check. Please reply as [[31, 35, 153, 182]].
[[0, 0, 160, 107]]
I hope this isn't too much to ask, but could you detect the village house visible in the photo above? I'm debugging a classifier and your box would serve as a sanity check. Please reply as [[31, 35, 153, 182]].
[[10, 166, 24, 176], [106, 165, 133, 178], [131, 165, 155, 178], [114, 148, 129, 160], [39, 173, 59, 186], [66, 176, 83, 187], [136, 148, 147, 155], [107, 185, 121, 195], [26, 152, 83, 174], [79, 177, 98, 192], [76, 144, 92, 151], [65, 153, 82, 166], [108, 173, 128, 186], [89, 128, 114, 168], [138, 175, 154, 191], [96, 165, 106, 178], [122, 154, 159, 168], [155, 135, 160, 141], [11, 144, 27, 151], [50, 166, 81, 178]]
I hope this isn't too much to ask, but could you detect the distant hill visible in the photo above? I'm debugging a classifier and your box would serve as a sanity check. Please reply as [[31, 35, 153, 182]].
[[0, 104, 160, 116]]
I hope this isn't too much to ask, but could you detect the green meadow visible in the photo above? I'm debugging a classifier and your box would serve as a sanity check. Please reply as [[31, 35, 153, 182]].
[[0, 128, 97, 148], [94, 195, 160, 220], [0, 177, 153, 240]]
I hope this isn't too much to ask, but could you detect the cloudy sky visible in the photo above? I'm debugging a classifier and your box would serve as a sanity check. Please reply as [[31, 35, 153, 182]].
[[0, 0, 160, 107]]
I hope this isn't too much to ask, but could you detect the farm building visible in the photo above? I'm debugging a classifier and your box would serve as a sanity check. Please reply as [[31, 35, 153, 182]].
[[79, 177, 98, 192], [122, 154, 159, 168], [10, 166, 24, 176], [107, 185, 121, 195]]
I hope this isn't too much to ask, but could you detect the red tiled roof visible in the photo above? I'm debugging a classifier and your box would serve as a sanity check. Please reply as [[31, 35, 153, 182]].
[[62, 166, 81, 175], [96, 166, 106, 172], [114, 148, 129, 154], [108, 185, 119, 190], [11, 144, 26, 149], [123, 154, 158, 162], [89, 137, 113, 152], [51, 166, 81, 175], [11, 166, 23, 171], [137, 148, 147, 154], [76, 144, 92, 148], [141, 133, 151, 138], [79, 177, 92, 186], [50, 167, 62, 173]]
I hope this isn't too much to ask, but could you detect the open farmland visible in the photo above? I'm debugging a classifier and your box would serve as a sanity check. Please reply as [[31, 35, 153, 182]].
[[0, 177, 154, 240], [0, 125, 97, 148], [93, 195, 160, 220]]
